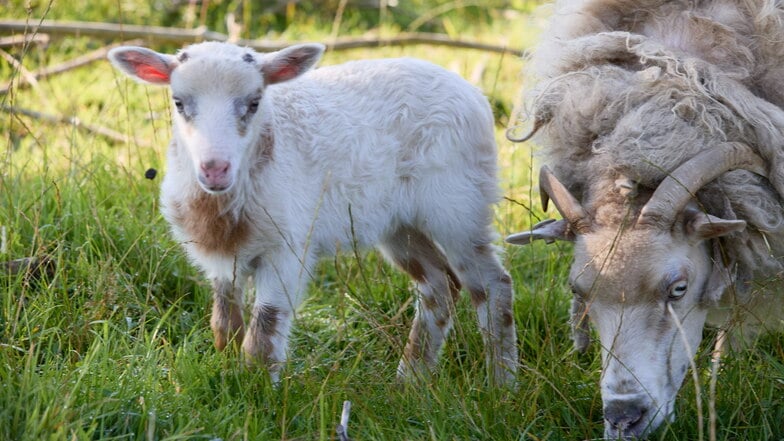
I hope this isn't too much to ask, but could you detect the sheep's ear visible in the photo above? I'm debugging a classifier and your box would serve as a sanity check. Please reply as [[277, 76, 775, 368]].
[[261, 43, 325, 85], [703, 240, 738, 304], [108, 46, 178, 85], [505, 219, 575, 245], [685, 211, 746, 241]]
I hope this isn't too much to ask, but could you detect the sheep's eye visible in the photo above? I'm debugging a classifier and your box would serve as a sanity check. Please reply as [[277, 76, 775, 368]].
[[247, 97, 260, 115], [173, 97, 185, 114], [668, 280, 688, 300]]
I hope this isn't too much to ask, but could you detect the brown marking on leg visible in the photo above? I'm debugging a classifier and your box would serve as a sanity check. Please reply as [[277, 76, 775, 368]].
[[383, 226, 463, 378], [497, 273, 515, 329], [469, 287, 488, 308], [402, 319, 423, 363], [435, 317, 448, 329], [210, 279, 245, 351], [437, 223, 519, 387], [446, 266, 462, 302], [243, 304, 280, 364], [501, 310, 515, 329], [422, 294, 439, 311], [398, 258, 426, 282], [211, 297, 230, 351]]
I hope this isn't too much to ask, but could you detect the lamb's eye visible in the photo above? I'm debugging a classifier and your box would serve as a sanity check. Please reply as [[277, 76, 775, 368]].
[[247, 97, 260, 115], [173, 97, 185, 114], [668, 280, 688, 300]]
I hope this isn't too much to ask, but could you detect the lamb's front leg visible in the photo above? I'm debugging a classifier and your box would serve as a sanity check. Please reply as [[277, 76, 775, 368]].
[[211, 278, 245, 350], [243, 253, 312, 382]]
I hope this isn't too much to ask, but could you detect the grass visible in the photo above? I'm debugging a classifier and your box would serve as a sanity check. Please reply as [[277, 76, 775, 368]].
[[2, 2, 784, 440]]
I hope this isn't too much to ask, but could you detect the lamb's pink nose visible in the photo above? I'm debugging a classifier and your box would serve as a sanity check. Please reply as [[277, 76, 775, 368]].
[[199, 159, 231, 192]]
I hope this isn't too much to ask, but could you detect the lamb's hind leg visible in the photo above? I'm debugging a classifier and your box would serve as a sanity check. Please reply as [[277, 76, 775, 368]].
[[211, 278, 245, 350], [444, 235, 517, 386], [379, 227, 462, 381]]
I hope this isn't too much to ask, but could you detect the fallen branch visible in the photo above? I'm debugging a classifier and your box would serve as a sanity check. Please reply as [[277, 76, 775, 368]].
[[0, 19, 527, 57], [0, 48, 41, 94], [0, 20, 225, 44], [0, 39, 143, 94], [2, 104, 153, 147], [0, 33, 49, 48]]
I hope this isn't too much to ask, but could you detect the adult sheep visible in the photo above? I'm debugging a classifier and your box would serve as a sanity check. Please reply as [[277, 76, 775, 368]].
[[108, 42, 517, 385], [507, 0, 784, 438]]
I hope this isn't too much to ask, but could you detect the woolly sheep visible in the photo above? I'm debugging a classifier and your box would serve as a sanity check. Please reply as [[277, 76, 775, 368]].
[[507, 0, 784, 438], [108, 41, 517, 385]]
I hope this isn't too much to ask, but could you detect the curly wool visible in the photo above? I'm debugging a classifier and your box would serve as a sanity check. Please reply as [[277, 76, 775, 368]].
[[520, 0, 784, 274]]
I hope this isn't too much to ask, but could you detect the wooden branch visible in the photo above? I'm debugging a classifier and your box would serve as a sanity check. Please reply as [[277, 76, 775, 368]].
[[328, 32, 524, 56], [0, 20, 225, 44], [0, 19, 527, 57], [2, 105, 153, 148], [0, 39, 143, 94], [0, 48, 40, 93], [0, 33, 49, 48]]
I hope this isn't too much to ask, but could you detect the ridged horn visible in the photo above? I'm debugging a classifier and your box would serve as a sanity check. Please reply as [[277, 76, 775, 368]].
[[639, 142, 767, 228], [539, 166, 591, 234]]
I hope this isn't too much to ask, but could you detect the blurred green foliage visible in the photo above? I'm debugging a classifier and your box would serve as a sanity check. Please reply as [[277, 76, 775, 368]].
[[6, 0, 543, 36]]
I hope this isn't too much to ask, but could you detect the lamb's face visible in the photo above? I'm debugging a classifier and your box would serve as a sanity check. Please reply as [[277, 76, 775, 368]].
[[169, 47, 265, 194], [107, 41, 325, 195], [570, 224, 713, 439]]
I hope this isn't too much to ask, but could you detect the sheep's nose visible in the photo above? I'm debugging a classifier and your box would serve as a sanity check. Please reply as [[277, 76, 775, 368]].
[[199, 159, 231, 192], [604, 399, 644, 432]]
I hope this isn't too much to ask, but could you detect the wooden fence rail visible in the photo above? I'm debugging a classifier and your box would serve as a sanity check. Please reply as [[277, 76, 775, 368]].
[[0, 19, 525, 146], [0, 19, 527, 57]]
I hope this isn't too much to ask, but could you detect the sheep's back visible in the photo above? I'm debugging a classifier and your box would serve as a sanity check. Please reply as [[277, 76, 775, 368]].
[[523, 0, 784, 275]]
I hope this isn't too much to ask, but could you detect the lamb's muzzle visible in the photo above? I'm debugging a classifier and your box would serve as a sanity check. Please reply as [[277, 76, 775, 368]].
[[198, 159, 232, 193]]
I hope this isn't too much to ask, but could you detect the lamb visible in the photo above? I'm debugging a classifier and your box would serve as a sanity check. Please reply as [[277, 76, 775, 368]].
[[506, 0, 784, 438], [107, 41, 517, 385]]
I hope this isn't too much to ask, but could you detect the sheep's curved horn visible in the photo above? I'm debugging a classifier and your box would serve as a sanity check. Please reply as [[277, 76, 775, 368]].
[[539, 166, 592, 234], [640, 143, 767, 228]]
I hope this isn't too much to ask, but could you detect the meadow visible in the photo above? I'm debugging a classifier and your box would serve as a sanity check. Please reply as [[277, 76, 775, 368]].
[[1, 1, 783, 440]]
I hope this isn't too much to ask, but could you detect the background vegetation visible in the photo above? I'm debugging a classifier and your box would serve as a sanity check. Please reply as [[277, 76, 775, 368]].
[[1, 1, 783, 440]]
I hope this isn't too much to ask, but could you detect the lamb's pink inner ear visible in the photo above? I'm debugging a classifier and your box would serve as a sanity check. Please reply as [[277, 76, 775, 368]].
[[262, 44, 324, 85], [135, 64, 171, 83], [264, 62, 300, 84], [120, 50, 173, 84]]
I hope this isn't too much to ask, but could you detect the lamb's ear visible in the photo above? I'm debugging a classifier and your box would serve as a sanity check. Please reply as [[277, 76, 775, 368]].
[[261, 43, 325, 85], [108, 46, 178, 85], [505, 219, 575, 245]]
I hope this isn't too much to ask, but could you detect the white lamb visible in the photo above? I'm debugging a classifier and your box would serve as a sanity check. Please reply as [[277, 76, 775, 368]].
[[108, 41, 517, 384]]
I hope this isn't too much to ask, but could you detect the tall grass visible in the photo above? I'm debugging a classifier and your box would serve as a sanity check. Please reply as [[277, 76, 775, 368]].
[[2, 2, 783, 440]]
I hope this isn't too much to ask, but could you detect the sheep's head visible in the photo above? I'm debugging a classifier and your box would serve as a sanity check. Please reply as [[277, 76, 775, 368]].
[[108, 41, 325, 194], [507, 143, 766, 439]]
